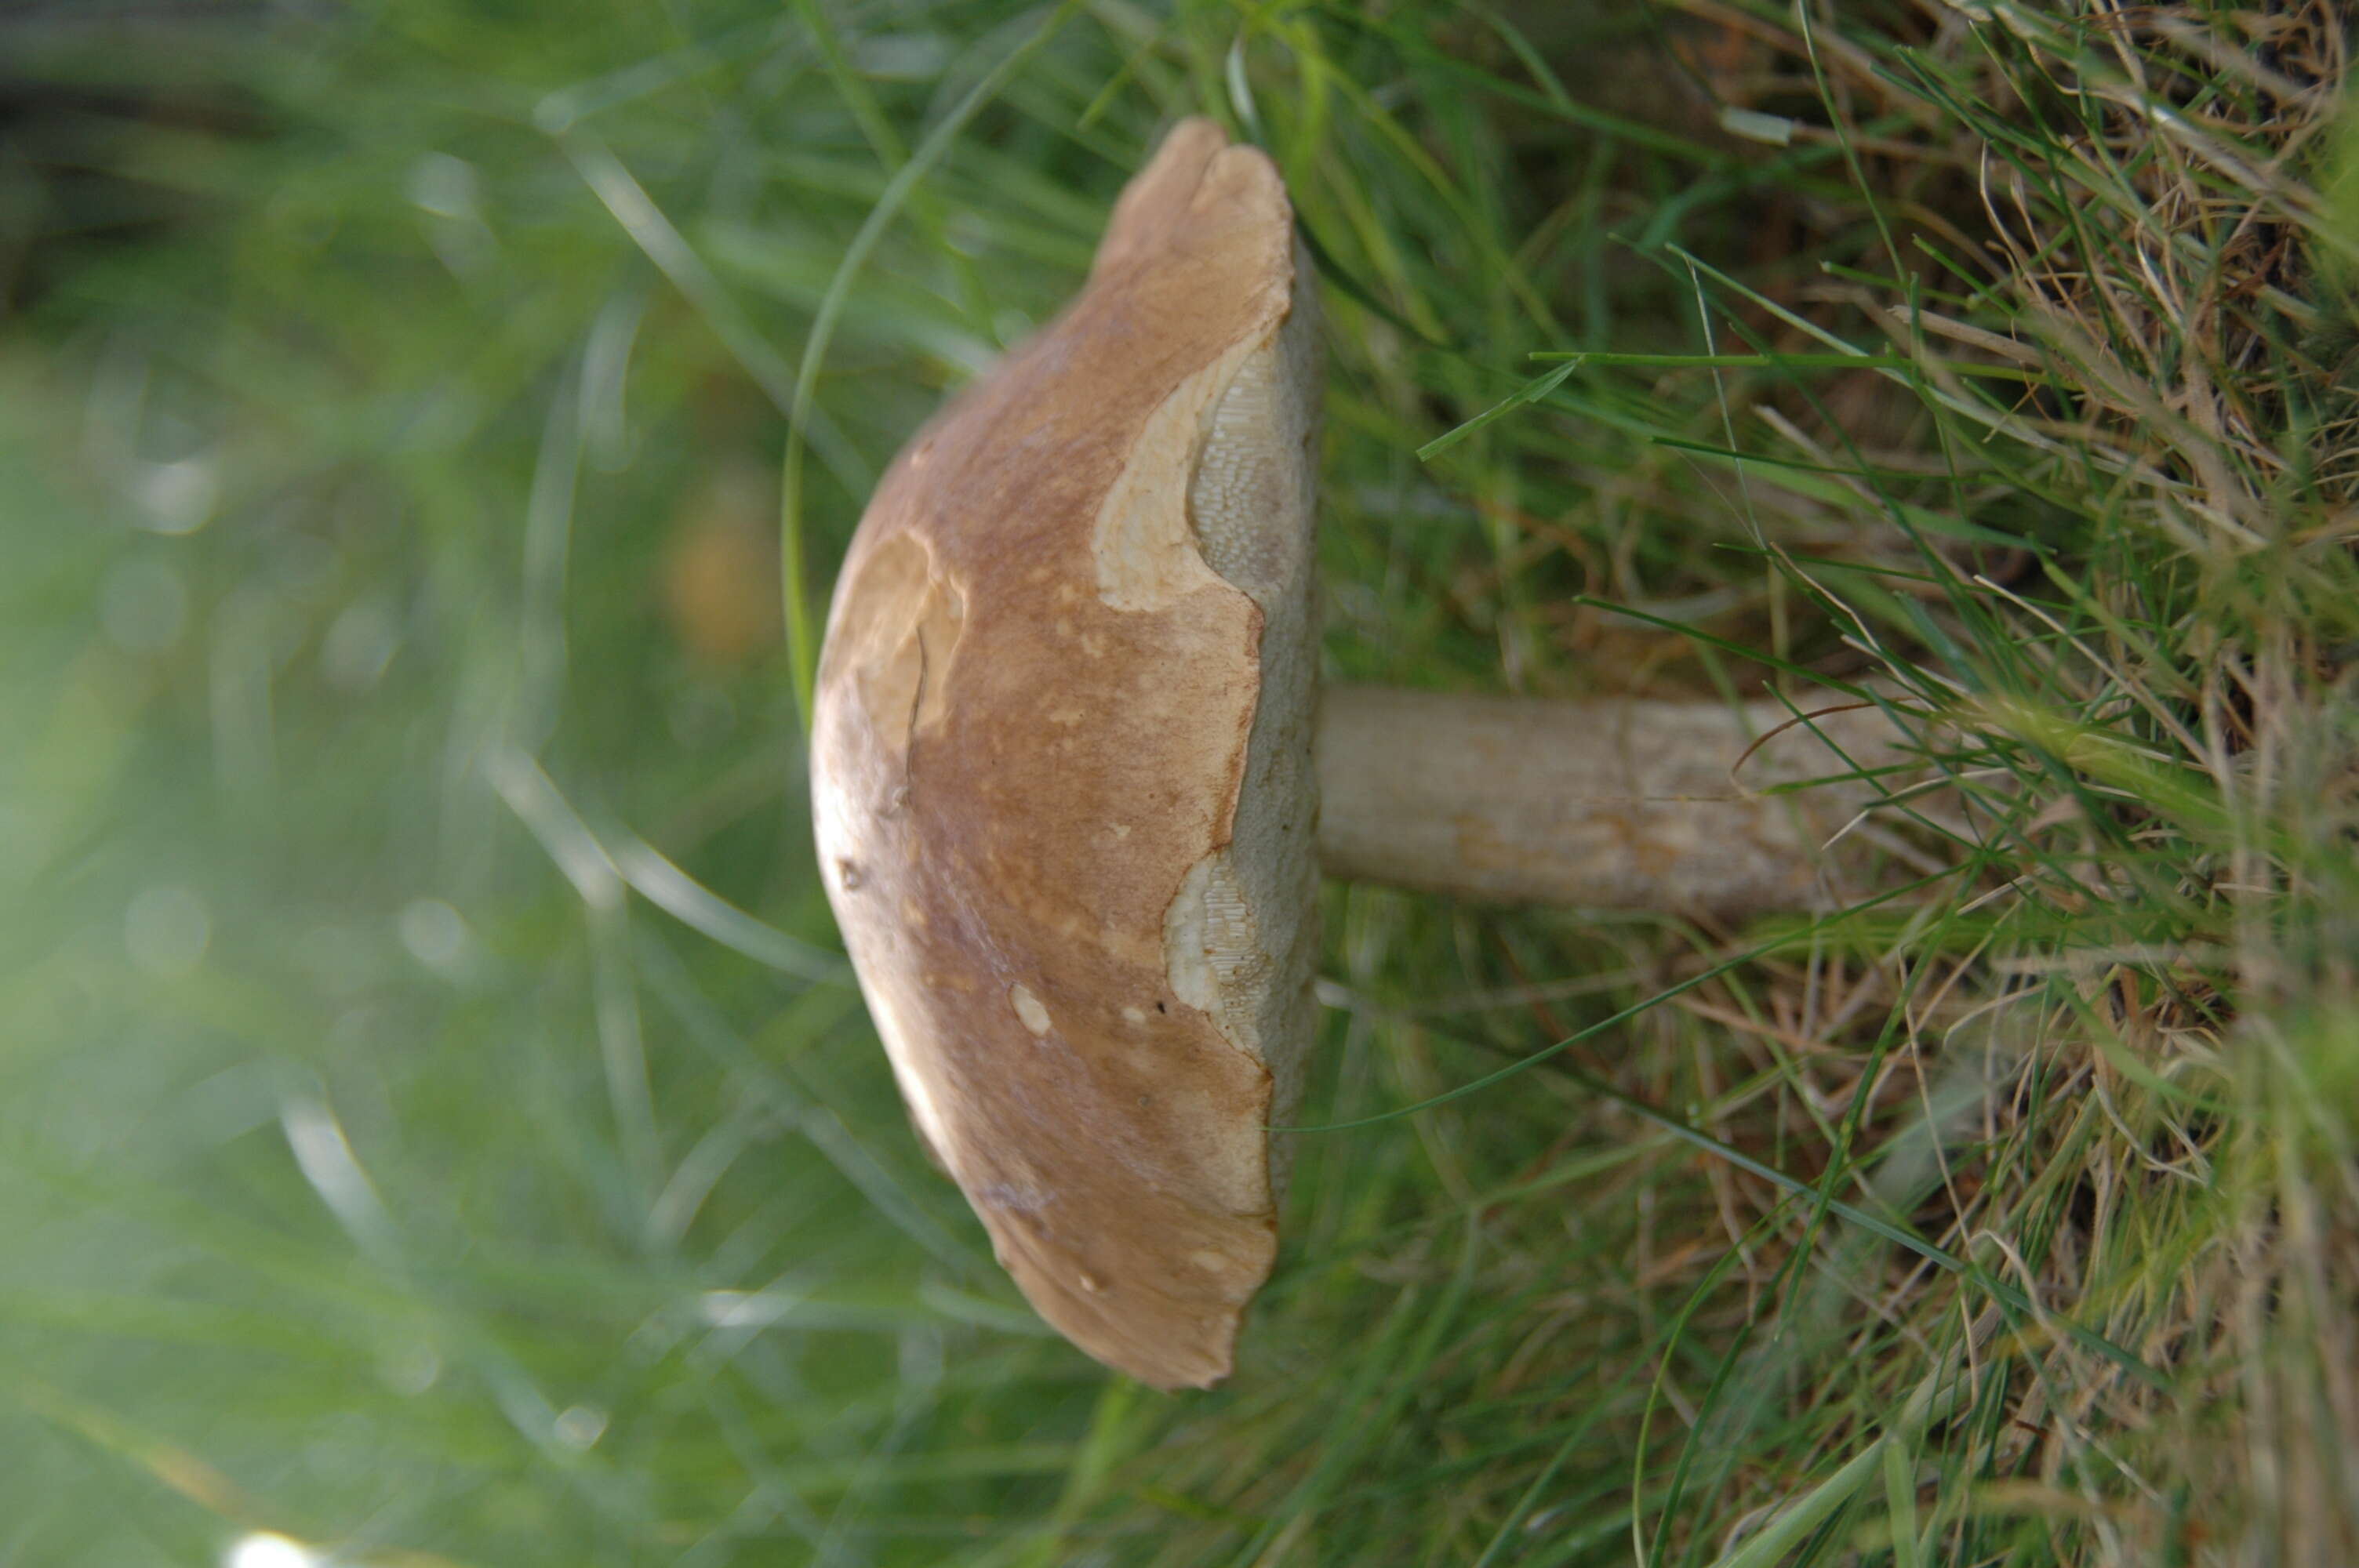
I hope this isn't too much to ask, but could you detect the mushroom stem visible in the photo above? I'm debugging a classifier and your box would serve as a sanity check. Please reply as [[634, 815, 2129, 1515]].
[[1315, 684, 1917, 915]]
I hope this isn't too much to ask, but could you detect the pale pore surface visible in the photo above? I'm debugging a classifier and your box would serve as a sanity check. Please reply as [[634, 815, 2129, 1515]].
[[1162, 252, 1323, 1176]]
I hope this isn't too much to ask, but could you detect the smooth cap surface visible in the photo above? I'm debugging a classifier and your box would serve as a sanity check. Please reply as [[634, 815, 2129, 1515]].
[[809, 120, 1323, 1388]]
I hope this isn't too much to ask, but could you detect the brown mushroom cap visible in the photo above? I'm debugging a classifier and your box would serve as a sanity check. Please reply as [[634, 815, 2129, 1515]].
[[809, 120, 1322, 1389]]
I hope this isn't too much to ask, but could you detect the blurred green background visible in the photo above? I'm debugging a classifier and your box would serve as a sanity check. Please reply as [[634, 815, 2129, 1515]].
[[6, 2, 2358, 1564]]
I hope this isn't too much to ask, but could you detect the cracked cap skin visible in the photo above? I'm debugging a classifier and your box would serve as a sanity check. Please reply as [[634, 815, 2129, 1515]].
[[809, 118, 1324, 1390]]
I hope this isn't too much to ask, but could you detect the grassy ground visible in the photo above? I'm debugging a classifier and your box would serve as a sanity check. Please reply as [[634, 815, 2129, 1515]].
[[4, 1, 2356, 1563]]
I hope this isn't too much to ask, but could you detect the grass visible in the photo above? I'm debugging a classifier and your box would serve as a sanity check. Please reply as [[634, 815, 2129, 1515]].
[[2, 0, 2356, 1563]]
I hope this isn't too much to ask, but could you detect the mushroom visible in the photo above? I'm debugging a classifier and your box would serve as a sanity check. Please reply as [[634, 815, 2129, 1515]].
[[809, 119, 1914, 1388]]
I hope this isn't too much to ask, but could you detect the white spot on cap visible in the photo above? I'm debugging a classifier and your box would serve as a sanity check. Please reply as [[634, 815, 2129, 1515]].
[[1010, 984, 1051, 1036], [1121, 1005, 1147, 1025]]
